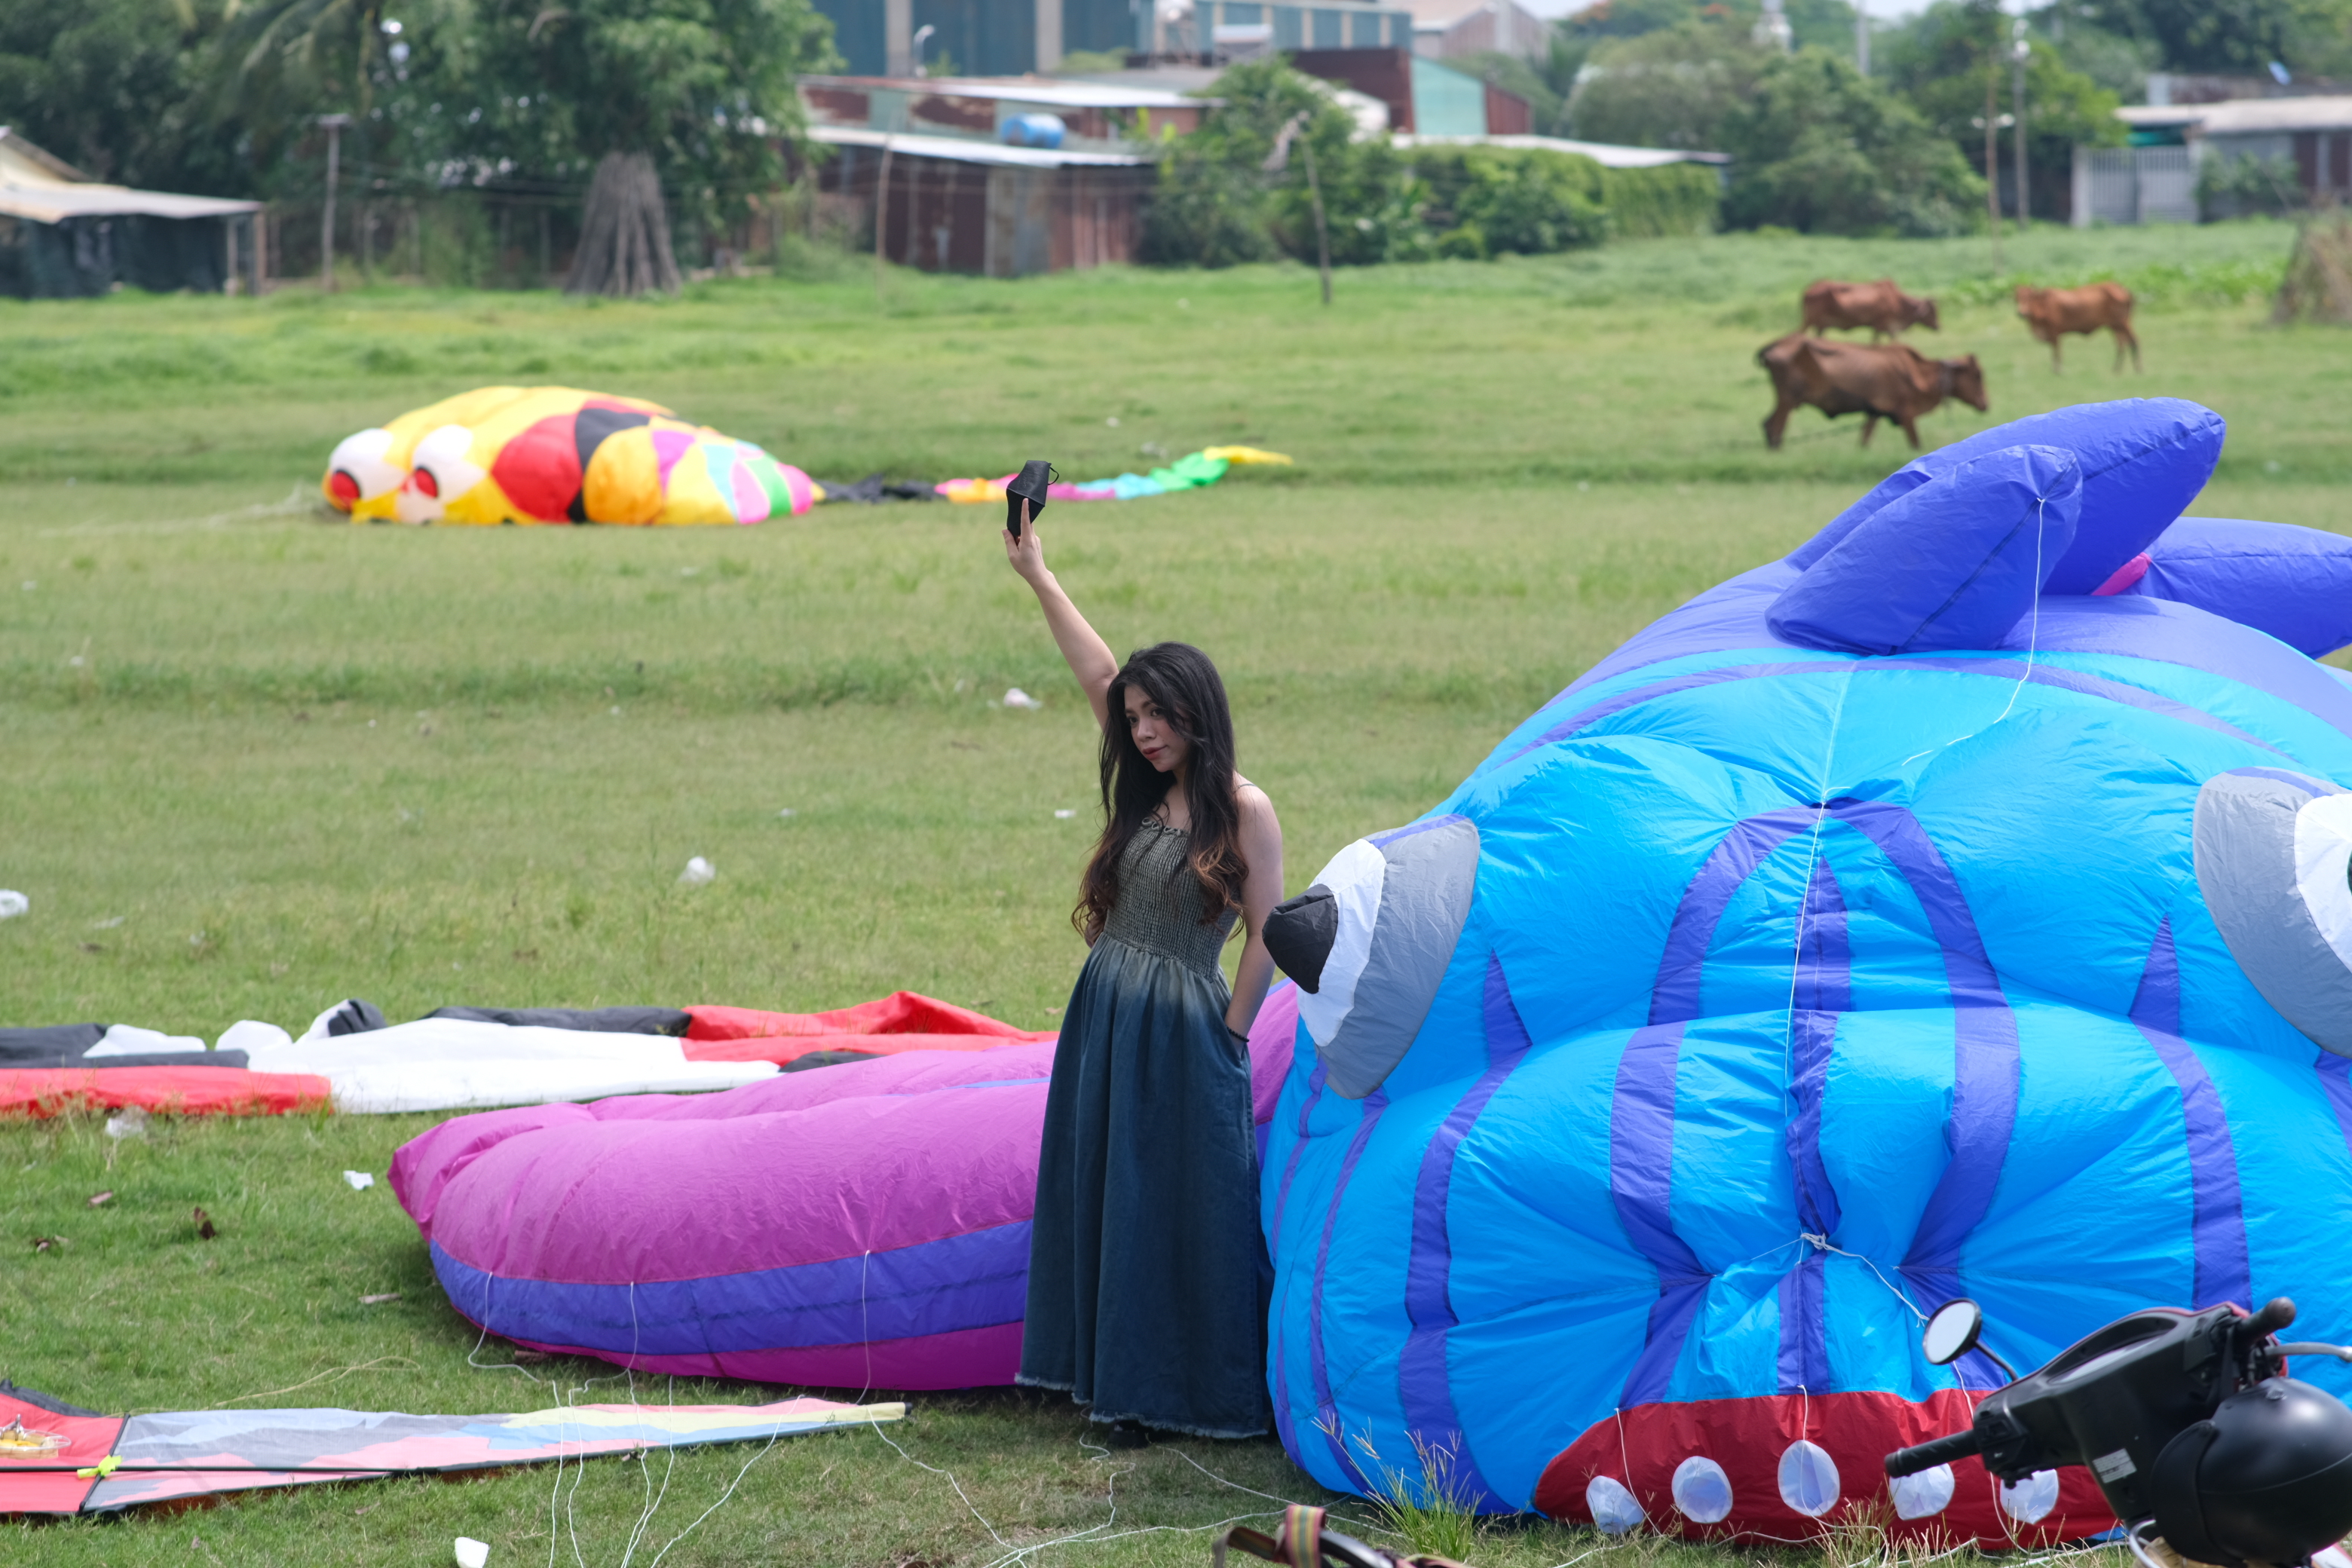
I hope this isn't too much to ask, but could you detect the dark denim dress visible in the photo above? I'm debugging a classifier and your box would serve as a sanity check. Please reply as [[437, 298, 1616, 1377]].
[[1018, 819, 1272, 1437]]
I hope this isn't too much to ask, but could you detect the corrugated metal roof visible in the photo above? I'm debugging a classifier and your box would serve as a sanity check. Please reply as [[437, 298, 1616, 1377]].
[[803, 75, 1211, 109], [807, 124, 1147, 167], [0, 124, 261, 224], [1394, 133, 1729, 167], [0, 183, 262, 224], [2115, 96, 2352, 134]]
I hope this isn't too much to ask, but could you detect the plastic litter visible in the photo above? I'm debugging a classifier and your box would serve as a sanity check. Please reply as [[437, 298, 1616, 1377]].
[[103, 1107, 148, 1141], [343, 1171, 375, 1191], [1055, 809, 1076, 819], [361, 1292, 400, 1305], [0, 892, 26, 920], [90, 915, 124, 929], [1002, 688, 1043, 710], [678, 856, 715, 886], [455, 1537, 490, 1568]]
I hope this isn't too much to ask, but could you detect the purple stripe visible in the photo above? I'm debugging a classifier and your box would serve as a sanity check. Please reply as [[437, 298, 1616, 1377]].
[[1506, 657, 2286, 769], [2226, 766, 2333, 798], [1775, 1252, 1830, 1395], [1370, 813, 1471, 850], [430, 1223, 1028, 1355], [1786, 853, 1850, 1239], [1652, 809, 1820, 1025], [1613, 807, 1830, 1408], [1612, 1021, 1710, 1407], [2317, 1054, 2352, 1162], [1308, 1089, 1386, 1491], [1270, 1061, 1328, 1464], [1777, 855, 1850, 1395], [1395, 957, 1530, 1507], [2130, 919, 2252, 1311], [1832, 801, 2020, 1370]]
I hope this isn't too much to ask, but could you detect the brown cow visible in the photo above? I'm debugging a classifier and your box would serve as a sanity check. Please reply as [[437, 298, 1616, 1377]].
[[2015, 282, 2140, 372], [1759, 332, 1988, 450], [1801, 278, 1941, 339]]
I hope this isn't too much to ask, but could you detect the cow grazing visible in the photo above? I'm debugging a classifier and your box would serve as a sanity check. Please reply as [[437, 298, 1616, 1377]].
[[1800, 278, 1940, 339], [2014, 282, 2140, 372], [1759, 332, 1988, 450]]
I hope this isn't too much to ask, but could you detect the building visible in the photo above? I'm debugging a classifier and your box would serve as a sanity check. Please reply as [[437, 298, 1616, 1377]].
[[812, 0, 1415, 75], [800, 76, 1199, 274], [1398, 0, 1547, 60], [1283, 47, 1530, 134], [2077, 96, 2352, 225], [0, 128, 261, 299]]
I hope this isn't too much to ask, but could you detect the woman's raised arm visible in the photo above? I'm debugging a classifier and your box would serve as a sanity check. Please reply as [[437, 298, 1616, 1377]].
[[1006, 503, 1118, 730]]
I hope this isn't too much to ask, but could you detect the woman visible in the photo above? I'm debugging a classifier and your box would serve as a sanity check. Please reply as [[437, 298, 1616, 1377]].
[[1005, 501, 1283, 1444]]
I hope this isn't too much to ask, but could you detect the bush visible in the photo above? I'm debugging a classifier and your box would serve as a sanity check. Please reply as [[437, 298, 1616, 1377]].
[[1141, 62, 1719, 267], [1718, 48, 1986, 236], [1601, 161, 1721, 237]]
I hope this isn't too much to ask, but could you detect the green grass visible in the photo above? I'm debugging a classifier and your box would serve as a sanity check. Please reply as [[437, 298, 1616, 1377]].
[[0, 217, 2330, 1563]]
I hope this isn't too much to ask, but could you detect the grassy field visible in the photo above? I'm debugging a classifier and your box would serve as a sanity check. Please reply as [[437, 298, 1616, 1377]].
[[2, 218, 2341, 1564]]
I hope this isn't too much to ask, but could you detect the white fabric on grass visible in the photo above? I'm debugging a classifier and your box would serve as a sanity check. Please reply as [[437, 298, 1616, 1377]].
[[243, 1018, 775, 1114]]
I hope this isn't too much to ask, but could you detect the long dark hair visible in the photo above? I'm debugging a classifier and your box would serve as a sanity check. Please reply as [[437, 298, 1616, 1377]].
[[1074, 642, 1248, 940]]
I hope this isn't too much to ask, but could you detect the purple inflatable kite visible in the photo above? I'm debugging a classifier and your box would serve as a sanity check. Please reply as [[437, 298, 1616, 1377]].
[[392, 994, 1302, 1390]]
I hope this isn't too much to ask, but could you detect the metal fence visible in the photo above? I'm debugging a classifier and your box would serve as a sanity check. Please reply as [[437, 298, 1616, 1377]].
[[2071, 145, 2198, 227]]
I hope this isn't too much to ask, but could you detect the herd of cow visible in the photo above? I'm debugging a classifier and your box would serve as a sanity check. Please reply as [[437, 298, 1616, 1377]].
[[1759, 277, 2144, 450]]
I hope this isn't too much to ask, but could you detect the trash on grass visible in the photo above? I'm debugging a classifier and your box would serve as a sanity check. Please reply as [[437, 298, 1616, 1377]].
[[193, 1207, 217, 1241], [1002, 688, 1043, 711], [104, 1107, 148, 1141], [1055, 809, 1076, 819], [87, 1191, 113, 1208], [678, 856, 715, 886], [360, 1293, 400, 1306], [455, 1538, 489, 1568], [0, 1416, 69, 1459], [0, 892, 26, 920], [343, 1171, 375, 1191]]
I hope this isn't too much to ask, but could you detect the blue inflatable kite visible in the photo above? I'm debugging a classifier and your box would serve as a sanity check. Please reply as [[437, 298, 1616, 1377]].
[[1260, 399, 2352, 1545]]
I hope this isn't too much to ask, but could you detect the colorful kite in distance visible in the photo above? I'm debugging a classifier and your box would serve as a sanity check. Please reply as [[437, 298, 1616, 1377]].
[[324, 387, 816, 526], [935, 446, 1291, 505]]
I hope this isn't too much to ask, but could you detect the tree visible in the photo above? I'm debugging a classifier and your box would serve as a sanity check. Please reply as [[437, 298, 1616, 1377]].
[[1138, 60, 1404, 268], [1563, 0, 1859, 54], [1717, 47, 1985, 234], [2078, 0, 2352, 76], [472, 0, 835, 294], [1884, 1, 2122, 218], [1567, 21, 1768, 149], [0, 0, 246, 192]]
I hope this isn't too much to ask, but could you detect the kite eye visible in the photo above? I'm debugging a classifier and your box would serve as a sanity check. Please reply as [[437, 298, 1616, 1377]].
[[400, 424, 484, 522], [2195, 768, 2352, 1056], [1266, 815, 1479, 1098], [323, 428, 400, 510]]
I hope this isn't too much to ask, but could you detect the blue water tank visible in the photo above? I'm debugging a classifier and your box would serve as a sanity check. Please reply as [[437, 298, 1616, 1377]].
[[1001, 113, 1068, 149]]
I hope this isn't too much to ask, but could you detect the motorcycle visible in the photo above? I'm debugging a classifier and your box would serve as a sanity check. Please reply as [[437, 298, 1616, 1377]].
[[1885, 1295, 2352, 1568]]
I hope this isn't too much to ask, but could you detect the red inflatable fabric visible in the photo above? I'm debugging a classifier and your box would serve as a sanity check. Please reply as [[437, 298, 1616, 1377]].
[[0, 1066, 331, 1119], [1533, 1389, 2114, 1545], [681, 991, 1055, 1067]]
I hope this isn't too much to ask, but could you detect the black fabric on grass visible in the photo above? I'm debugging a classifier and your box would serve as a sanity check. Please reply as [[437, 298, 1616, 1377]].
[[424, 1006, 690, 1035], [0, 1380, 103, 1417], [0, 1024, 107, 1063]]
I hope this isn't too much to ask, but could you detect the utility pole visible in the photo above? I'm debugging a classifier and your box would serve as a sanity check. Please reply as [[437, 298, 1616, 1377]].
[[1855, 0, 1869, 75], [1984, 44, 2003, 272], [1263, 112, 1331, 307], [2012, 17, 2031, 228], [317, 113, 352, 292]]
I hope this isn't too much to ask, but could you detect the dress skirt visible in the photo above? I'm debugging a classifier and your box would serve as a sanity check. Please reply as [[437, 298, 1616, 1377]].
[[1017, 932, 1272, 1438]]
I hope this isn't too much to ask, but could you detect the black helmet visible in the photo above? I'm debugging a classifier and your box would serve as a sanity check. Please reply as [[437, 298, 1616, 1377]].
[[2153, 1377, 2352, 1567]]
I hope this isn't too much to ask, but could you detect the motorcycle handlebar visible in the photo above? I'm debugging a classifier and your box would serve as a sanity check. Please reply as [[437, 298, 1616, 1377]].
[[1885, 1428, 1982, 1478]]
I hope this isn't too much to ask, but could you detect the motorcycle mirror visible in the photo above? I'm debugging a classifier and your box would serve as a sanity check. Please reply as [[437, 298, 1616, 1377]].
[[1923, 1299, 1986, 1366]]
